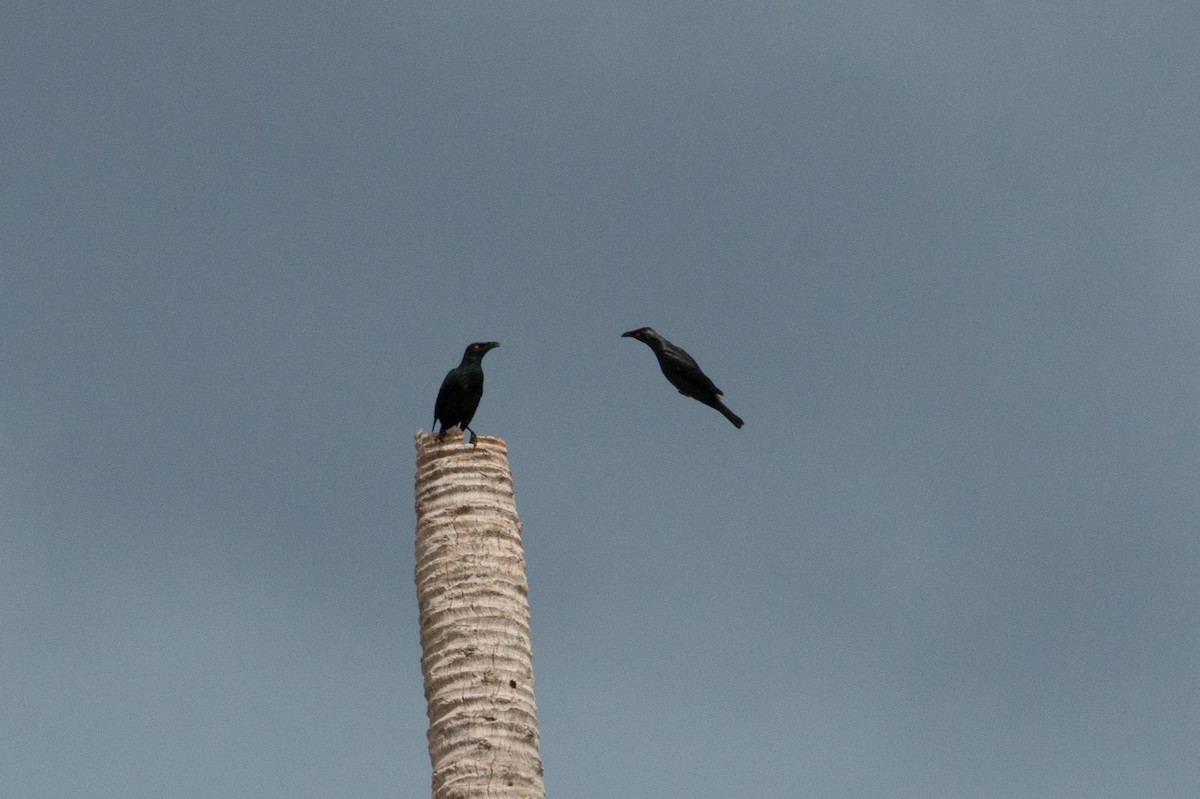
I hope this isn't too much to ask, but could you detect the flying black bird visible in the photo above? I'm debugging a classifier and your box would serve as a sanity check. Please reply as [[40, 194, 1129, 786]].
[[432, 341, 499, 442], [621, 327, 744, 428]]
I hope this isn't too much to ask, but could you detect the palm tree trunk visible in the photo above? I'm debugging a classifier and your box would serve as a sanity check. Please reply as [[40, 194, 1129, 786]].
[[413, 431, 544, 799]]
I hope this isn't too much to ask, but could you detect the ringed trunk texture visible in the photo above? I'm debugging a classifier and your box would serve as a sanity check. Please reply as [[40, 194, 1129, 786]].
[[413, 431, 544, 799]]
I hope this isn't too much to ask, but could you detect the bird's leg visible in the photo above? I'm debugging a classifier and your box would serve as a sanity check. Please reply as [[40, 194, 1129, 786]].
[[465, 425, 478, 445]]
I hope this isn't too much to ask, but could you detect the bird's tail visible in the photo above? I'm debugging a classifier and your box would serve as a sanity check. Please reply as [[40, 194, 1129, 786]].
[[717, 401, 744, 429]]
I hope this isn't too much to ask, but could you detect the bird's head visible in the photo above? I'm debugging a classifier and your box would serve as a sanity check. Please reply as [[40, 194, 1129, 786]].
[[464, 341, 500, 359], [621, 327, 660, 346]]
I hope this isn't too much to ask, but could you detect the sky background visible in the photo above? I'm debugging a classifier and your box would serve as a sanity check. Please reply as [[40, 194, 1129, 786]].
[[4, 2, 1199, 797]]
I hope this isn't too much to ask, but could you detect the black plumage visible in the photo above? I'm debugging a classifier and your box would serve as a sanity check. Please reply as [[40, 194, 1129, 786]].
[[432, 341, 499, 442], [621, 327, 744, 428]]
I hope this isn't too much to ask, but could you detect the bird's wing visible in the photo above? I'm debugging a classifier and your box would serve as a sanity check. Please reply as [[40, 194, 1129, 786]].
[[433, 368, 460, 419], [660, 346, 723, 397]]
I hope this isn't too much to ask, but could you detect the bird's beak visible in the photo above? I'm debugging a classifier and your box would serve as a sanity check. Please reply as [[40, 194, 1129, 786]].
[[621, 330, 635, 338]]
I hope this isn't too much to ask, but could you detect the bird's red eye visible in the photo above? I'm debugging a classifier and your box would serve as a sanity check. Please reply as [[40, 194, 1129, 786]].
[[473, 343, 480, 350]]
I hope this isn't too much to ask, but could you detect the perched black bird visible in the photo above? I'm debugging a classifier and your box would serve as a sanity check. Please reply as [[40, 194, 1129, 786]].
[[622, 327, 744, 428], [432, 341, 499, 442]]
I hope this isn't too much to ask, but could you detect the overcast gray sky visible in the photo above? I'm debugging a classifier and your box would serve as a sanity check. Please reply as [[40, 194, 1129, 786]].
[[4, 2, 1199, 797]]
